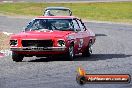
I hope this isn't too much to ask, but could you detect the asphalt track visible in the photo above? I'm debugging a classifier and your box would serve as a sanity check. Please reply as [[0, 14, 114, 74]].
[[0, 16, 132, 88], [0, 0, 132, 3]]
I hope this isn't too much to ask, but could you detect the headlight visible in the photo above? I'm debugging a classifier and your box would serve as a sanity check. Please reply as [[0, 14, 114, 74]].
[[10, 40, 17, 46], [57, 40, 65, 47]]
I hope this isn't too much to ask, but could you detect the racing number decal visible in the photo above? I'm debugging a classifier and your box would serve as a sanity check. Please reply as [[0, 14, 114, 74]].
[[79, 39, 83, 48]]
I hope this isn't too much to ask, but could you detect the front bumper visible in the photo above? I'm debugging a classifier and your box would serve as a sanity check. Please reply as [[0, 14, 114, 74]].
[[10, 47, 66, 52]]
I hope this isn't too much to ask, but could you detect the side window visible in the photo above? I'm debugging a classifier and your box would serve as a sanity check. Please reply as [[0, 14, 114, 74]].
[[77, 19, 85, 31], [72, 19, 80, 31]]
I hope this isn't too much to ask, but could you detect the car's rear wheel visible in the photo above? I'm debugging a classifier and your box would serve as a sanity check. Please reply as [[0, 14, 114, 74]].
[[12, 52, 24, 62], [82, 41, 92, 57], [66, 45, 74, 60]]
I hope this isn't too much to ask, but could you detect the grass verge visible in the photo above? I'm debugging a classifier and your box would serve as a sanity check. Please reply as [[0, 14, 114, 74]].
[[0, 2, 132, 23], [0, 33, 10, 50]]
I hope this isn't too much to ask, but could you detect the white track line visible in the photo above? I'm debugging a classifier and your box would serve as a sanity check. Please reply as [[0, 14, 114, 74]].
[[2, 32, 13, 36]]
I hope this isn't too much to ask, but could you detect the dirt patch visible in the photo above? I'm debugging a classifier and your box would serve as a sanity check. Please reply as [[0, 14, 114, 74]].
[[0, 33, 10, 50]]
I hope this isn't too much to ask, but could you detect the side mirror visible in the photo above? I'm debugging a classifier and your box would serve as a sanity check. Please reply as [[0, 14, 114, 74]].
[[22, 27, 26, 32], [22, 30, 25, 32]]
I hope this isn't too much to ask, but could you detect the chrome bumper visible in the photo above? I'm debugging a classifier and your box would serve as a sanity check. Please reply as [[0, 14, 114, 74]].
[[10, 47, 66, 51]]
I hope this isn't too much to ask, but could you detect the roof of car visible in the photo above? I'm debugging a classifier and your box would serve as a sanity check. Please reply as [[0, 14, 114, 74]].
[[45, 7, 70, 10], [36, 16, 75, 19]]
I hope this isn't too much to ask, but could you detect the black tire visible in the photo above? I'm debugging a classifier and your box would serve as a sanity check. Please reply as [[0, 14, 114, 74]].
[[66, 45, 74, 60], [82, 41, 92, 57], [12, 52, 24, 62]]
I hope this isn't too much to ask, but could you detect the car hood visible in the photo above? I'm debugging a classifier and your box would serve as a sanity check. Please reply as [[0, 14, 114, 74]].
[[11, 30, 73, 39]]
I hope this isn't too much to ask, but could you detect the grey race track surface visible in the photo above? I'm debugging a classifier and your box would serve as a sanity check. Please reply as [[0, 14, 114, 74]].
[[0, 0, 132, 3], [0, 16, 132, 88]]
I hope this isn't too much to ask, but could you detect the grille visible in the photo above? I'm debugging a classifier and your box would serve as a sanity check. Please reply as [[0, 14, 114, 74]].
[[22, 40, 53, 47]]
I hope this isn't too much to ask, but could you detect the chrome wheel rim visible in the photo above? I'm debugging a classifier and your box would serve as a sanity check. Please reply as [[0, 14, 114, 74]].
[[89, 43, 92, 54], [69, 46, 74, 58]]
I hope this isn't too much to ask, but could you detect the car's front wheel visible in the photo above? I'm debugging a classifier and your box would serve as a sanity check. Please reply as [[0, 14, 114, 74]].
[[66, 45, 74, 60], [12, 52, 24, 62], [82, 41, 92, 57]]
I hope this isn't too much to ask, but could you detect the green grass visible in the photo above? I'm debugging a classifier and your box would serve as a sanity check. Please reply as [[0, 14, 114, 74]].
[[0, 2, 132, 23]]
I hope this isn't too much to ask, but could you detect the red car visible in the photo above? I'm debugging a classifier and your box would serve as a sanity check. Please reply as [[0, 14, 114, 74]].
[[10, 16, 95, 62]]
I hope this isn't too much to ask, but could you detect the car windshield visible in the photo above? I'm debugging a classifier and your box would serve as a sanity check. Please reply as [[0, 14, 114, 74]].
[[25, 19, 73, 31]]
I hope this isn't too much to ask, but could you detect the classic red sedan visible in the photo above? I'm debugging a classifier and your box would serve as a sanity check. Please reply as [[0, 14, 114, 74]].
[[10, 16, 95, 62]]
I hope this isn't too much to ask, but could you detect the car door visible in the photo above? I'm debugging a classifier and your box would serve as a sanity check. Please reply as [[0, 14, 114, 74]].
[[76, 19, 90, 53], [72, 19, 84, 53]]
